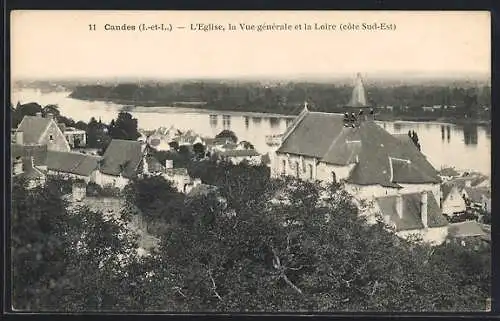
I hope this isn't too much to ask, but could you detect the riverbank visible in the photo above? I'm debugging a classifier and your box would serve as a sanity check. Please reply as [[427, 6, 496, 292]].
[[73, 96, 491, 126]]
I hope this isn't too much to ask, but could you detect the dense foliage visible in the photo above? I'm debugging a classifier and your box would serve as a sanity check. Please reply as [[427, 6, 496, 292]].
[[11, 163, 491, 312]]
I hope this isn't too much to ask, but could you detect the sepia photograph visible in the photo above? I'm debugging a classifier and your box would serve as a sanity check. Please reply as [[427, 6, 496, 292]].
[[9, 10, 491, 313]]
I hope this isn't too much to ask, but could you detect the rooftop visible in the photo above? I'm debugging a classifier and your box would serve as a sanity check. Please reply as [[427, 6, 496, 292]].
[[375, 192, 448, 232], [277, 110, 440, 187]]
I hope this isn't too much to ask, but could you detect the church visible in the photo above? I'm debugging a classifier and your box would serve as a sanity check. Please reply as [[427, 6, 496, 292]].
[[271, 73, 448, 244]]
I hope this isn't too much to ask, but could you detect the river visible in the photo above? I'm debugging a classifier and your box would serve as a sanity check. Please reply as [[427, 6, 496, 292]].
[[11, 89, 491, 176]]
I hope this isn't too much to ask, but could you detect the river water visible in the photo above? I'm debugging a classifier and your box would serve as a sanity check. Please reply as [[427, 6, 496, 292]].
[[11, 89, 491, 176]]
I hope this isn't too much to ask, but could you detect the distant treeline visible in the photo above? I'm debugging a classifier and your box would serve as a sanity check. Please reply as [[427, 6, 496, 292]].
[[69, 82, 491, 118]]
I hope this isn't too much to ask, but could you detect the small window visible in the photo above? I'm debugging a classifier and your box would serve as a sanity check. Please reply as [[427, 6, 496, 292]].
[[49, 135, 54, 141]]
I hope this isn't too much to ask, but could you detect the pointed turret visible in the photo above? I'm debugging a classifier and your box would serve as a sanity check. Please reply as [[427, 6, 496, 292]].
[[347, 72, 368, 108]]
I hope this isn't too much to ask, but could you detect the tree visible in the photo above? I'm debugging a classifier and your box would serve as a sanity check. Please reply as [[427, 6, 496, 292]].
[[11, 175, 146, 311], [43, 104, 61, 117], [123, 176, 185, 224], [215, 130, 238, 143], [108, 112, 140, 141], [169, 141, 180, 151], [193, 143, 206, 158]]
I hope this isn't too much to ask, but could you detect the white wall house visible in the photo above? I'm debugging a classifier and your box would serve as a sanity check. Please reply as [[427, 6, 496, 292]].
[[440, 184, 466, 216]]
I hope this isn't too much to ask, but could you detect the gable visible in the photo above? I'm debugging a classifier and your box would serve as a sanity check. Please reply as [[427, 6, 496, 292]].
[[16, 116, 52, 145]]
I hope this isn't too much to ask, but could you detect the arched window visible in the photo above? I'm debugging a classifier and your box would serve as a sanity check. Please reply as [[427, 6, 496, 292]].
[[281, 159, 286, 175], [331, 171, 337, 183], [295, 161, 300, 178], [308, 164, 313, 179]]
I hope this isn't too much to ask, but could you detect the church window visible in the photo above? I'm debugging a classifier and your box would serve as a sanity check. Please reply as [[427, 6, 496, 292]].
[[295, 161, 300, 178], [282, 159, 286, 176], [308, 164, 313, 179]]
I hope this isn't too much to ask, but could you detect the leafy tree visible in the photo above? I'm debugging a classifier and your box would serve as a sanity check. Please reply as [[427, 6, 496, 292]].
[[123, 176, 185, 224], [193, 143, 206, 158], [11, 176, 146, 311], [108, 112, 140, 141], [43, 104, 61, 117]]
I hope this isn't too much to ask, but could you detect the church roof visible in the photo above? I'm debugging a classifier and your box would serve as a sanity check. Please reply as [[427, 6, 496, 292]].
[[277, 111, 440, 186]]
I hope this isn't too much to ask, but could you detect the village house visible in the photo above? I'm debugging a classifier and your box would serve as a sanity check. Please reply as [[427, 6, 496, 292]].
[[14, 113, 71, 152], [438, 167, 460, 181], [162, 159, 192, 192], [63, 126, 87, 148], [462, 186, 491, 213], [95, 139, 147, 189], [217, 149, 262, 165], [374, 191, 449, 245], [440, 183, 467, 217]]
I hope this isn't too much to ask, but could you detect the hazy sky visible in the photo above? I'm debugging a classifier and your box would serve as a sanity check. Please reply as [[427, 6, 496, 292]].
[[11, 11, 490, 79]]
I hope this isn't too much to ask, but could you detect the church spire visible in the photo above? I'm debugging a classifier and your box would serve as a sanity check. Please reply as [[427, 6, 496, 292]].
[[347, 72, 368, 108]]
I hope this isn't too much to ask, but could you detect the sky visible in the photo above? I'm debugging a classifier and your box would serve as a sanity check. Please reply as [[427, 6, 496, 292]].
[[10, 11, 491, 80]]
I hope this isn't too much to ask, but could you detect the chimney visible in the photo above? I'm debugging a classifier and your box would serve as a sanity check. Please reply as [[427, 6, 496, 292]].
[[21, 156, 35, 173], [421, 192, 428, 228], [15, 131, 23, 145], [165, 159, 174, 169], [396, 194, 403, 219], [36, 112, 42, 117], [46, 113, 54, 120]]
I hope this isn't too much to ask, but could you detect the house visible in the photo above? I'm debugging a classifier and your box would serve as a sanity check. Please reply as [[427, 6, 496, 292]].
[[272, 106, 441, 202], [45, 150, 101, 183], [95, 139, 146, 189], [440, 183, 466, 217], [163, 166, 192, 193], [217, 149, 261, 165], [462, 186, 491, 212], [374, 191, 449, 245], [14, 113, 71, 152], [63, 127, 87, 148], [439, 167, 460, 181], [173, 132, 205, 147]]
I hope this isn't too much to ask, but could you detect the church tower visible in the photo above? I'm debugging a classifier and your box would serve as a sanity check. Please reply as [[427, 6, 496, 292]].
[[343, 73, 375, 126]]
